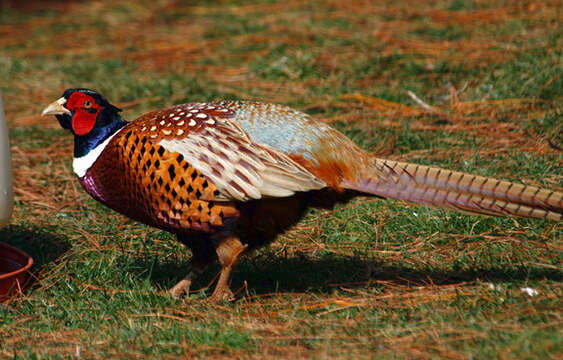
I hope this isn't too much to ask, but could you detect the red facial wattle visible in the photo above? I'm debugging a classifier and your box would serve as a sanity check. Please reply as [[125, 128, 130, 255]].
[[65, 92, 102, 136], [72, 109, 98, 135]]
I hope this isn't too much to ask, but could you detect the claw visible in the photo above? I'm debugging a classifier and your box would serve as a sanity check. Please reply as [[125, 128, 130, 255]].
[[208, 287, 235, 303], [168, 278, 192, 299]]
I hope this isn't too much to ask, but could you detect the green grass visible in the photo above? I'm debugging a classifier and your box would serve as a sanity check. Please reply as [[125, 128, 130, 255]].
[[0, 0, 561, 358]]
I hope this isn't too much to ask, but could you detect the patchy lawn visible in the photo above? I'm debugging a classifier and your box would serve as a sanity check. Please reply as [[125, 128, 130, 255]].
[[0, 0, 561, 358]]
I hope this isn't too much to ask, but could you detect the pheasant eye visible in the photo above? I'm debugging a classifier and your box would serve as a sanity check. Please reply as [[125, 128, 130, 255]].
[[84, 100, 92, 108]]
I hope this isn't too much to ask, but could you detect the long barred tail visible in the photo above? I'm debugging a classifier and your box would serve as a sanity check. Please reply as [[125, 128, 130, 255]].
[[343, 157, 563, 221]]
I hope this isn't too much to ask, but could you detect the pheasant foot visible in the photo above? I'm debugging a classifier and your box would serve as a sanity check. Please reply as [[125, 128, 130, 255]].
[[168, 256, 212, 299], [169, 278, 193, 299]]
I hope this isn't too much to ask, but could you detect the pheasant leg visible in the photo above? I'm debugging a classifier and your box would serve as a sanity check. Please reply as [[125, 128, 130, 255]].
[[209, 236, 248, 302], [169, 255, 213, 299]]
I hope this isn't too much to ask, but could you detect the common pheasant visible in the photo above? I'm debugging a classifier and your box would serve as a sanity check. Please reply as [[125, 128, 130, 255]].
[[42, 89, 562, 302]]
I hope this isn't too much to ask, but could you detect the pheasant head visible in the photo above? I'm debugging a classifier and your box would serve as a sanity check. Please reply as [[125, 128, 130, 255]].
[[42, 89, 126, 158]]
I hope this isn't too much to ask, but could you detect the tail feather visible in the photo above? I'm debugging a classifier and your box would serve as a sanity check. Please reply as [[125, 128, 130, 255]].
[[343, 158, 562, 221]]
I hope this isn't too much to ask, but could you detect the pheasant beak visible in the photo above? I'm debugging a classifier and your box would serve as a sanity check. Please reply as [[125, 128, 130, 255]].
[[41, 97, 71, 116]]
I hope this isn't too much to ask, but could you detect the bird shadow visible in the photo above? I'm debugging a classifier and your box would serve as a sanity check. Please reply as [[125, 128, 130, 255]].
[[132, 250, 562, 298], [0, 225, 71, 273]]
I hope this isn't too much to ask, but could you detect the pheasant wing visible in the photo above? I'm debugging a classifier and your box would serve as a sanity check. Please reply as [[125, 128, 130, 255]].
[[134, 103, 326, 201]]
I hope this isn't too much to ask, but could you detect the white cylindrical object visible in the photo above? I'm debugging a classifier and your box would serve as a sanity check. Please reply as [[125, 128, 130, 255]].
[[0, 90, 14, 228]]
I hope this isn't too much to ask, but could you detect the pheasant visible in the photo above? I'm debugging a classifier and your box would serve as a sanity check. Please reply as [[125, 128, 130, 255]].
[[42, 89, 562, 302]]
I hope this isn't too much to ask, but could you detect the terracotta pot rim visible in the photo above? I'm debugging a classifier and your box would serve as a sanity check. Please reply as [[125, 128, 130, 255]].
[[0, 242, 34, 280]]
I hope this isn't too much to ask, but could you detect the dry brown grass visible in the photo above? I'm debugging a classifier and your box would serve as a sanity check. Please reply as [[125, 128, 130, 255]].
[[0, 0, 561, 358]]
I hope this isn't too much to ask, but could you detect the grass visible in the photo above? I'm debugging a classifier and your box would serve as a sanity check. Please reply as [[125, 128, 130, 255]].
[[0, 0, 562, 358]]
